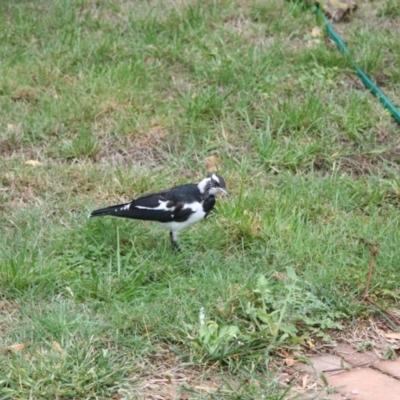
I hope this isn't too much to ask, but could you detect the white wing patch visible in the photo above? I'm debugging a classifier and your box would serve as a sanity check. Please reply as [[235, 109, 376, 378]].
[[182, 202, 201, 212], [156, 201, 206, 232], [135, 200, 174, 211]]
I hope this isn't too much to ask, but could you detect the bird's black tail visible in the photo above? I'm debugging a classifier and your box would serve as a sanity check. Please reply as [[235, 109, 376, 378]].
[[88, 202, 169, 221], [88, 202, 132, 218]]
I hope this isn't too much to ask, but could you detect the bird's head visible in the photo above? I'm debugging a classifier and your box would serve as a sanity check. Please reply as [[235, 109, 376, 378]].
[[198, 173, 229, 197]]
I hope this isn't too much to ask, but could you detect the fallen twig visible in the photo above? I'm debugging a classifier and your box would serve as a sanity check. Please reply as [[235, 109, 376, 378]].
[[360, 238, 380, 299], [360, 238, 400, 328]]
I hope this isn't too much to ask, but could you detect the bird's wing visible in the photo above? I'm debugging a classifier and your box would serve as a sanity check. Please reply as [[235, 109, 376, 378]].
[[89, 185, 199, 222], [124, 190, 194, 222], [131, 190, 169, 209]]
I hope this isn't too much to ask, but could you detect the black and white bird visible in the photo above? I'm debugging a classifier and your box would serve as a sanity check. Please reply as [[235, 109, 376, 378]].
[[88, 173, 229, 250]]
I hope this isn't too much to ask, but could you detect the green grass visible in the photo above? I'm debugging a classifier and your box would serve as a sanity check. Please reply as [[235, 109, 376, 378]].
[[1, 0, 400, 398]]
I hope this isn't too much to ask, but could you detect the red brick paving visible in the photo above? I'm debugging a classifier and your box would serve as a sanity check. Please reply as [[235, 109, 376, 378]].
[[294, 354, 350, 378], [293, 343, 400, 400], [328, 368, 400, 400], [335, 343, 380, 367], [373, 358, 400, 379]]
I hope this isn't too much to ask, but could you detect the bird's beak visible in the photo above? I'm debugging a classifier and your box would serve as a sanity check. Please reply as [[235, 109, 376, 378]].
[[220, 188, 229, 196]]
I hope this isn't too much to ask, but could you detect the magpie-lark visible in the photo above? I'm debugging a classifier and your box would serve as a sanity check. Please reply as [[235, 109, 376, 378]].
[[88, 173, 228, 250]]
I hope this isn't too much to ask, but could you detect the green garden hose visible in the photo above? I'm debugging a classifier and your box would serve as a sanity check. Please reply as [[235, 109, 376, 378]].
[[316, 7, 400, 125]]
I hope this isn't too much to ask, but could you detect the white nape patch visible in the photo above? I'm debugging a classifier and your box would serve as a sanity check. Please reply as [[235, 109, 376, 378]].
[[197, 176, 211, 194], [211, 173, 219, 184], [135, 200, 174, 211], [156, 201, 206, 232]]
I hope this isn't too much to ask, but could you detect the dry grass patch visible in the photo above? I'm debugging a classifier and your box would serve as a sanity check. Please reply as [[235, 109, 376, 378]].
[[99, 124, 169, 165]]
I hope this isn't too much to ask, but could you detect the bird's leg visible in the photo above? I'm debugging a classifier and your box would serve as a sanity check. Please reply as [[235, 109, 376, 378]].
[[170, 231, 181, 252]]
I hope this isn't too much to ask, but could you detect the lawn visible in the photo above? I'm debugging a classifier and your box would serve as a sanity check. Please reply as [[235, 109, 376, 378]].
[[1, 0, 400, 398]]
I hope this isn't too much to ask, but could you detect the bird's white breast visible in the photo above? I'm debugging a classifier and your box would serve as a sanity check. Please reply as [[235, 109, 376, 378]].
[[156, 201, 206, 232]]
